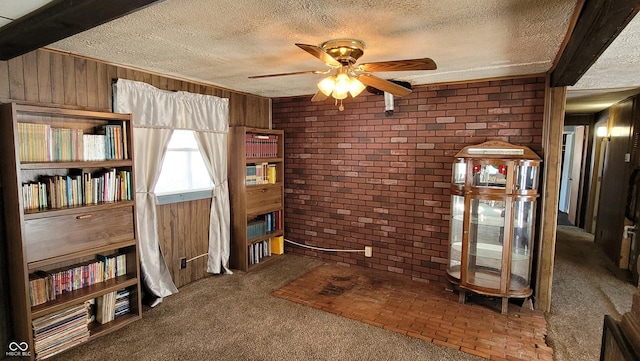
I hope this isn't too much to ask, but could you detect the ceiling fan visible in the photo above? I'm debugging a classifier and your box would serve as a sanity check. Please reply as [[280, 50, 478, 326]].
[[249, 39, 437, 110]]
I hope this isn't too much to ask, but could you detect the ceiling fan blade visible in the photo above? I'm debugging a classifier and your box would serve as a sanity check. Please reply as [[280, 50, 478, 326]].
[[248, 70, 325, 79], [295, 43, 342, 67], [357, 74, 412, 97], [360, 58, 437, 72], [311, 91, 328, 102]]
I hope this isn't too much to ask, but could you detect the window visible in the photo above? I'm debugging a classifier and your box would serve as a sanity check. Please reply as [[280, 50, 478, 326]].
[[155, 130, 212, 203]]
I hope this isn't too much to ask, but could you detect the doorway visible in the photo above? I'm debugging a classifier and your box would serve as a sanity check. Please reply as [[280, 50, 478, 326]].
[[559, 126, 586, 225]]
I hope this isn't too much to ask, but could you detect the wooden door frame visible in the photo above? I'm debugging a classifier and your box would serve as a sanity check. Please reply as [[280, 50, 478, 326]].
[[568, 126, 585, 224], [535, 82, 565, 312]]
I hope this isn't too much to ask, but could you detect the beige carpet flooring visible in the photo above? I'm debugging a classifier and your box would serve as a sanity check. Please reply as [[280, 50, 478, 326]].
[[47, 224, 637, 361], [49, 255, 484, 361], [546, 225, 638, 361]]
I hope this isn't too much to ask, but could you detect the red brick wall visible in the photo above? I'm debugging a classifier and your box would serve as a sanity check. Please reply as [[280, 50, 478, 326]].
[[271, 76, 546, 286]]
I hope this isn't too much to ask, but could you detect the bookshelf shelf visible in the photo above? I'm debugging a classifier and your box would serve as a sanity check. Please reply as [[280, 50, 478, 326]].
[[30, 276, 138, 319], [244, 157, 284, 164], [247, 230, 284, 243], [21, 159, 133, 170], [24, 200, 135, 220], [27, 239, 137, 271], [229, 126, 285, 272], [245, 182, 284, 189], [0, 102, 142, 360], [88, 312, 141, 339]]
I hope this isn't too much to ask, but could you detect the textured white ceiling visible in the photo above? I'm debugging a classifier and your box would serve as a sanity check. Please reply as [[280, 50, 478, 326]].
[[46, 0, 578, 98], [0, 0, 52, 27], [2, 0, 639, 113], [566, 13, 640, 113], [571, 13, 640, 90]]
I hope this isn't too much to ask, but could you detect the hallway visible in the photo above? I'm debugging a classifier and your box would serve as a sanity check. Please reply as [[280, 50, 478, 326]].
[[546, 225, 638, 361]]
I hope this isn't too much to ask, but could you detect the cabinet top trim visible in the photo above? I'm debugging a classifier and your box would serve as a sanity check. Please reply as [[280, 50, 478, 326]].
[[233, 126, 283, 135], [3, 102, 131, 121], [455, 140, 540, 160]]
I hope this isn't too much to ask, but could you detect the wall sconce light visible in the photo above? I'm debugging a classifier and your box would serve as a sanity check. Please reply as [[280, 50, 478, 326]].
[[596, 126, 609, 139]]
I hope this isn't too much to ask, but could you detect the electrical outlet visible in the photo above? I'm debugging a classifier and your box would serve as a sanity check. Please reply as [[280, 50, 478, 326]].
[[180, 257, 187, 269], [365, 246, 372, 257]]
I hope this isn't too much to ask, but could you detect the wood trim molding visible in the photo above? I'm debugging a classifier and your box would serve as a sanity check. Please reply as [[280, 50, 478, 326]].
[[0, 0, 163, 61], [549, 0, 586, 74], [535, 80, 566, 312], [550, 0, 640, 87]]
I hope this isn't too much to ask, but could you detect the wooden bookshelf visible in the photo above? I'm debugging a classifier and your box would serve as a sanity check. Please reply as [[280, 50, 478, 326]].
[[0, 102, 142, 360], [228, 126, 285, 271]]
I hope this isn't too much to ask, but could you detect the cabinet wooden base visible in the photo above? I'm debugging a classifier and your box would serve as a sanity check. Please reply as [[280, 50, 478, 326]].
[[456, 287, 511, 315], [448, 273, 531, 315]]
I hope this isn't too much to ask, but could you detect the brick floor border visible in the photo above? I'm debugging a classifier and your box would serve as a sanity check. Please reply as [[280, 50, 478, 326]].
[[271, 263, 552, 361]]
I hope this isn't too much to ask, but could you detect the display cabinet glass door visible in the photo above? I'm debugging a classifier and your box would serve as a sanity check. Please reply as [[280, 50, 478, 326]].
[[466, 198, 506, 291], [515, 162, 539, 192], [510, 199, 535, 291], [471, 162, 508, 189], [448, 195, 465, 278], [452, 160, 466, 186]]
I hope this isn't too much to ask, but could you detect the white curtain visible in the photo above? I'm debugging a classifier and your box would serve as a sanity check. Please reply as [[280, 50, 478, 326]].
[[194, 132, 231, 274], [133, 127, 177, 298], [113, 79, 231, 301]]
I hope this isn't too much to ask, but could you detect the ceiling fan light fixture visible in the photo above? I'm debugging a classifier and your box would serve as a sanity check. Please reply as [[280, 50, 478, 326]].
[[332, 72, 351, 99], [251, 38, 436, 111], [317, 75, 336, 96], [349, 78, 366, 97], [332, 87, 349, 100]]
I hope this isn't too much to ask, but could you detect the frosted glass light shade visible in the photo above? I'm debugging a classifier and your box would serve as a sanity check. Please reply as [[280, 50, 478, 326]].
[[349, 78, 366, 97], [317, 71, 366, 101], [332, 73, 350, 99], [317, 76, 336, 96]]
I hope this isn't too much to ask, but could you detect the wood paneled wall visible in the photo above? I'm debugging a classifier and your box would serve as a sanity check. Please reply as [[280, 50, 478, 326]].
[[0, 49, 271, 127], [595, 97, 636, 265], [156, 199, 212, 288], [0, 49, 270, 293], [0, 49, 269, 350]]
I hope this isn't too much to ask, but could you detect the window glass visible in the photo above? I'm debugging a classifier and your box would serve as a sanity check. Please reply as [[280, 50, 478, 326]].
[[154, 130, 213, 195]]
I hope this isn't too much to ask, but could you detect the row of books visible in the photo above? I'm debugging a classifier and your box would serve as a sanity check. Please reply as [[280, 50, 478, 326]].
[[32, 302, 90, 360], [95, 289, 130, 324], [114, 289, 131, 318], [31, 287, 131, 360], [247, 218, 267, 240], [22, 169, 132, 211], [247, 211, 281, 240], [245, 134, 278, 159], [248, 236, 285, 266], [18, 122, 128, 163], [246, 163, 277, 185], [265, 211, 281, 233], [28, 254, 127, 307], [248, 239, 272, 265]]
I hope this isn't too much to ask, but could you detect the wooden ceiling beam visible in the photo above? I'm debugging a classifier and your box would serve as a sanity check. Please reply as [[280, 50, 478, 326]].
[[0, 0, 164, 61], [550, 0, 640, 87]]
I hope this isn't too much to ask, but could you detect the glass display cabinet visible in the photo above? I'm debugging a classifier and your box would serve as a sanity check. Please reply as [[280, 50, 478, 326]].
[[447, 140, 541, 314]]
